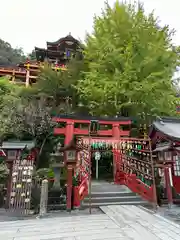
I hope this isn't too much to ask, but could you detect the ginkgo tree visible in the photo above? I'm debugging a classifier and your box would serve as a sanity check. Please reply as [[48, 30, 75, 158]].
[[77, 1, 179, 120]]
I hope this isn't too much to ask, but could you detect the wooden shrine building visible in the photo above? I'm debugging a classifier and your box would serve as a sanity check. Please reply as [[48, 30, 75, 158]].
[[149, 117, 180, 204], [0, 34, 82, 86], [35, 33, 83, 65]]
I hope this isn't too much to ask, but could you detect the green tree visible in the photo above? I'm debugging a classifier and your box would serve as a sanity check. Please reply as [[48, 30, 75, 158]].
[[34, 66, 73, 114], [66, 57, 90, 113], [77, 1, 179, 119], [0, 78, 22, 139], [13, 87, 56, 167], [0, 39, 26, 65], [0, 80, 54, 167]]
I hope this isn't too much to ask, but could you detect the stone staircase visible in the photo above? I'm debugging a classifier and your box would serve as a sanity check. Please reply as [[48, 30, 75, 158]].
[[81, 181, 150, 208]]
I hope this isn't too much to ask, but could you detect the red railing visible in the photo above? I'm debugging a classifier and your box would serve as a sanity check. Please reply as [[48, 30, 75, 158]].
[[111, 138, 156, 204], [75, 137, 157, 206], [125, 174, 154, 202], [74, 147, 91, 205]]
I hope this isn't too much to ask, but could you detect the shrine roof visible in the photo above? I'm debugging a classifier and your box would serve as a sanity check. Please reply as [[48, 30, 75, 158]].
[[53, 114, 131, 122], [35, 47, 46, 51], [2, 141, 35, 150], [151, 117, 180, 140], [153, 142, 171, 152], [46, 34, 79, 46]]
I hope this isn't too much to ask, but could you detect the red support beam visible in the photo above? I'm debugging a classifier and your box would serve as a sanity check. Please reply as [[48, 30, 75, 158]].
[[54, 127, 130, 137], [53, 128, 65, 134], [74, 129, 113, 136], [52, 117, 131, 125]]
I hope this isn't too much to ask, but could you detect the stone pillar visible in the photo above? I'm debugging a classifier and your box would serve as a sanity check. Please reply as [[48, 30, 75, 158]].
[[39, 179, 48, 217]]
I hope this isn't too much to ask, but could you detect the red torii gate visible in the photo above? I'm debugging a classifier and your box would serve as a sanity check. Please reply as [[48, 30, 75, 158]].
[[52, 114, 131, 144], [53, 115, 132, 211], [53, 115, 158, 211]]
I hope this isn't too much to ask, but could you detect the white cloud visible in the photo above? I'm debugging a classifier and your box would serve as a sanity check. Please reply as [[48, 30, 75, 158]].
[[0, 0, 179, 53]]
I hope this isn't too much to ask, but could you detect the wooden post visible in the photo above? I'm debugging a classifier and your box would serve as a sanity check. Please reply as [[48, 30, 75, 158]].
[[12, 69, 15, 82], [164, 166, 173, 208], [25, 64, 30, 87]]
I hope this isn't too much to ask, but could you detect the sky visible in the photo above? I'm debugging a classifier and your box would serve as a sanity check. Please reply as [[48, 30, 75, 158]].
[[0, 0, 180, 54]]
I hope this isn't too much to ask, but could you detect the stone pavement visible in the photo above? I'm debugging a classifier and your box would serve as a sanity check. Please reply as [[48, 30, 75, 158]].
[[100, 205, 180, 240], [155, 205, 180, 224], [0, 205, 180, 240]]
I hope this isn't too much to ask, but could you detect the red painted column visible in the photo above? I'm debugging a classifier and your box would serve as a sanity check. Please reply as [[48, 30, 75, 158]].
[[66, 165, 73, 211], [112, 123, 120, 139], [164, 166, 173, 208], [112, 124, 120, 183], [65, 121, 74, 145], [65, 120, 74, 211]]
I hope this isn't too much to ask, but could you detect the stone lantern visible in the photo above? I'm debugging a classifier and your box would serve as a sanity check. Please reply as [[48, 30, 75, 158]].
[[50, 142, 64, 189]]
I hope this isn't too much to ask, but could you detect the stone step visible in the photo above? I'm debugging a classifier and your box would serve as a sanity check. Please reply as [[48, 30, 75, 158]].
[[83, 195, 142, 203], [81, 201, 150, 208], [82, 189, 148, 208], [89, 191, 136, 198]]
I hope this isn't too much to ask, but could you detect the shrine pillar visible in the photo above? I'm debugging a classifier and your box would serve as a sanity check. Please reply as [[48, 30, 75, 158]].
[[64, 121, 74, 211], [66, 165, 73, 211], [65, 121, 74, 145], [164, 166, 173, 208], [112, 124, 121, 183]]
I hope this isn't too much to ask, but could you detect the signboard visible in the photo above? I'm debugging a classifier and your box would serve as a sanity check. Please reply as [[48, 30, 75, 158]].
[[89, 120, 99, 135], [66, 150, 76, 161], [9, 159, 34, 215], [95, 152, 101, 161]]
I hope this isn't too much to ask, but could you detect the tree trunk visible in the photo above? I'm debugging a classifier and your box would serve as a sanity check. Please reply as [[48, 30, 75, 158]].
[[36, 135, 48, 168]]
